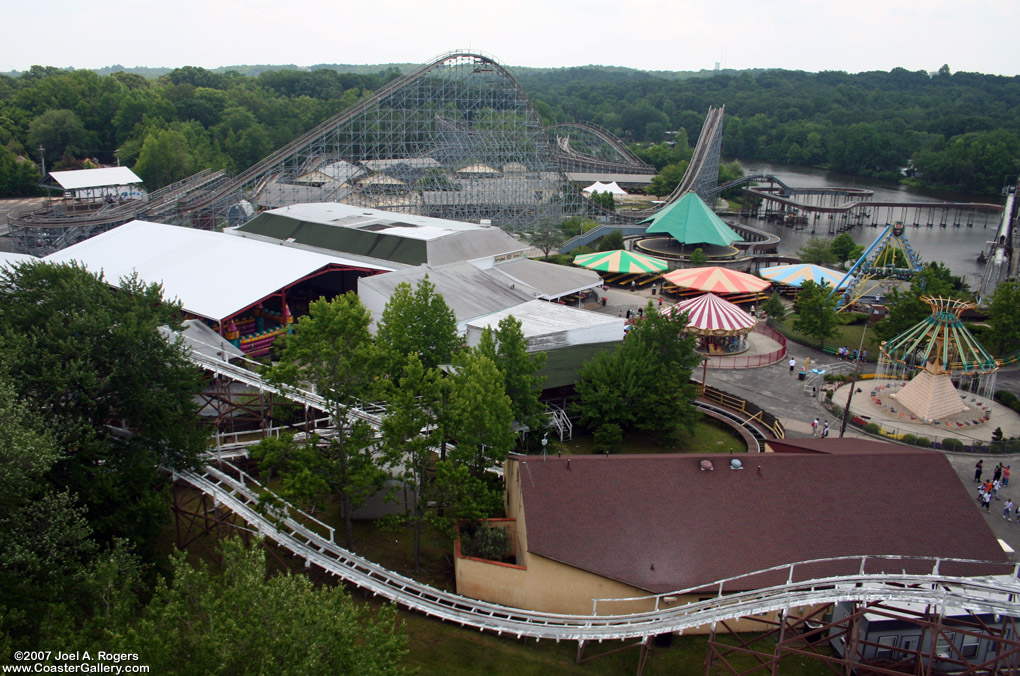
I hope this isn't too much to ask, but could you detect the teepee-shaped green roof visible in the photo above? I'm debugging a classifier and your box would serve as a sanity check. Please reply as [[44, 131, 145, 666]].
[[639, 193, 742, 247]]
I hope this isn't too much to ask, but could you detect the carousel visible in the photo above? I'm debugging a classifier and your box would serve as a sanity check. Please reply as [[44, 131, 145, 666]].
[[664, 292, 757, 355]]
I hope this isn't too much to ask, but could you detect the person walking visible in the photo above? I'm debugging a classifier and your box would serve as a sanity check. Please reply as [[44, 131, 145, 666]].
[[993, 463, 1003, 483], [981, 490, 992, 512], [821, 421, 830, 438], [993, 478, 1003, 500], [789, 357, 796, 374], [974, 459, 983, 482], [1004, 498, 1015, 521], [811, 418, 819, 437], [1004, 465, 1011, 487]]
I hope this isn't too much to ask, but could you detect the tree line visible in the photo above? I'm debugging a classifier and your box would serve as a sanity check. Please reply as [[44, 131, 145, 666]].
[[2, 62, 1018, 198]]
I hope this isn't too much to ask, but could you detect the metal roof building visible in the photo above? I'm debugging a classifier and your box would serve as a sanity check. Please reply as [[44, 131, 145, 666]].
[[232, 202, 527, 268], [45, 220, 390, 324]]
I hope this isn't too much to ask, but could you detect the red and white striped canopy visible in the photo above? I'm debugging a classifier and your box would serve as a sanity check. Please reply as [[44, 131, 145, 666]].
[[662, 266, 770, 294], [664, 292, 757, 336]]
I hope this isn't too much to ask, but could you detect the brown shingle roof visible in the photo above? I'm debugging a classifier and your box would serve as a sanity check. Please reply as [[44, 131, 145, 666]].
[[515, 445, 1007, 594]]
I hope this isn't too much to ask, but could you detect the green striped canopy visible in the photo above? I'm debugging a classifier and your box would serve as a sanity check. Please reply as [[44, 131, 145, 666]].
[[572, 250, 668, 274]]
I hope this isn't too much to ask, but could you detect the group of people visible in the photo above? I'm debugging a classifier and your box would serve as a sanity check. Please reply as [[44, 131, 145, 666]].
[[974, 459, 1015, 516], [810, 417, 830, 438], [835, 345, 867, 362]]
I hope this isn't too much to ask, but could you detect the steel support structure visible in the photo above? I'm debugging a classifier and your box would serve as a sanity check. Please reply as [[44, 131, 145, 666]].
[[704, 598, 1020, 676]]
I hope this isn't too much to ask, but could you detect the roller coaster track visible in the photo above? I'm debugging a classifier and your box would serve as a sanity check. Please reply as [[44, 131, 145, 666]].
[[158, 51, 551, 218], [660, 105, 726, 205], [550, 122, 655, 175], [175, 459, 1020, 643], [180, 347, 1020, 647]]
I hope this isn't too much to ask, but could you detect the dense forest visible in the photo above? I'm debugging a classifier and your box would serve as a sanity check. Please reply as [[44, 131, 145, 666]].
[[1, 62, 1018, 197]]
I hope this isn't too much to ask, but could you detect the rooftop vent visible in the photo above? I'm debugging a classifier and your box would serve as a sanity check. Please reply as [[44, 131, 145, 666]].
[[699, 460, 714, 471], [730, 459, 743, 470]]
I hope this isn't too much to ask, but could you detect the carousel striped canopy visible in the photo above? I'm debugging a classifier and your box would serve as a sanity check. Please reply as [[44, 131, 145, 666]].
[[662, 266, 770, 294], [664, 293, 757, 336], [572, 249, 668, 274], [758, 263, 853, 289]]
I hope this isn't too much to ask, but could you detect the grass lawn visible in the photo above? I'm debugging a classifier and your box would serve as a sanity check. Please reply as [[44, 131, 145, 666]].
[[397, 607, 832, 676], [774, 316, 884, 362], [554, 418, 747, 455]]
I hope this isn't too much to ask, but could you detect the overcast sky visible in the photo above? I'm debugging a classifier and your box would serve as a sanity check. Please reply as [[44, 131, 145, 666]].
[[3, 0, 1016, 76]]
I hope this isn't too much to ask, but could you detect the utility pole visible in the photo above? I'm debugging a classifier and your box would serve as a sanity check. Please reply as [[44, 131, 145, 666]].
[[839, 323, 868, 438], [38, 145, 46, 178]]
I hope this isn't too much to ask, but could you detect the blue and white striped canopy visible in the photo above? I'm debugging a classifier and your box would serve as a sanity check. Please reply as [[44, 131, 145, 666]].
[[758, 263, 853, 289]]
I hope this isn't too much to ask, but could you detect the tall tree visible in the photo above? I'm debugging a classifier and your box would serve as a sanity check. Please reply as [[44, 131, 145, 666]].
[[792, 280, 841, 347], [263, 293, 385, 549], [574, 304, 701, 445], [110, 539, 408, 676], [796, 238, 838, 266], [874, 262, 968, 342], [0, 262, 206, 550], [380, 355, 446, 570], [447, 351, 515, 475], [829, 232, 857, 267], [376, 277, 460, 381], [986, 280, 1020, 354], [474, 315, 547, 437]]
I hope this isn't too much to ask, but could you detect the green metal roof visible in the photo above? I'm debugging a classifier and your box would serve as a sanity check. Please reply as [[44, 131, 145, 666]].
[[639, 193, 742, 247]]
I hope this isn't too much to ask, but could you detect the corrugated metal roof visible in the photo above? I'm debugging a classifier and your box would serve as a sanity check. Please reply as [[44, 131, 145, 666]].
[[360, 262, 533, 326], [238, 203, 526, 267], [44, 221, 391, 321], [483, 258, 602, 300], [49, 167, 142, 190]]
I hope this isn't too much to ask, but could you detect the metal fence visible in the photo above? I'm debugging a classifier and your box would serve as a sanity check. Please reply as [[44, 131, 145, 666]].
[[706, 323, 787, 370]]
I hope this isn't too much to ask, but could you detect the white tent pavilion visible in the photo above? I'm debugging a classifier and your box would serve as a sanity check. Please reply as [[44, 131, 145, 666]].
[[581, 181, 628, 196]]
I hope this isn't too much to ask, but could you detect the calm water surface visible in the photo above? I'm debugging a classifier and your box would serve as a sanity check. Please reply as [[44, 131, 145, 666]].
[[732, 160, 1007, 288]]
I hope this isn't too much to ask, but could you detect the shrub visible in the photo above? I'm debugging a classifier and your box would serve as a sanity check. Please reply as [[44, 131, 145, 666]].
[[914, 437, 932, 448], [865, 422, 882, 434], [901, 433, 916, 444], [460, 523, 511, 562], [843, 312, 869, 325], [594, 423, 623, 454], [941, 437, 964, 451]]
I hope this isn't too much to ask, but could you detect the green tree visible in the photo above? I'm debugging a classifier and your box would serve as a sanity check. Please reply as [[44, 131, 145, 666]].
[[0, 145, 41, 196], [598, 228, 624, 251], [829, 232, 857, 267], [27, 109, 91, 167], [761, 292, 786, 323], [474, 316, 547, 436], [111, 539, 408, 676], [262, 293, 385, 549], [133, 127, 195, 189], [0, 262, 206, 550], [875, 262, 967, 342], [793, 280, 841, 347], [689, 247, 708, 264], [647, 161, 689, 197], [796, 238, 838, 266], [380, 355, 446, 570], [986, 281, 1020, 354], [376, 277, 460, 381], [529, 218, 565, 258], [574, 304, 700, 445], [0, 371, 98, 649], [447, 351, 515, 475]]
